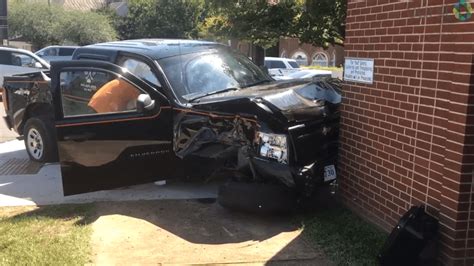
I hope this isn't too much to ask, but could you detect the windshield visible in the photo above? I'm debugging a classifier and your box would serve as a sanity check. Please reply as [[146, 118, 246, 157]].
[[158, 48, 272, 101]]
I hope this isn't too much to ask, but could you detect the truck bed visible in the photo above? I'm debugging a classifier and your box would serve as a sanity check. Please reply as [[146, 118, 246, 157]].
[[2, 71, 52, 134]]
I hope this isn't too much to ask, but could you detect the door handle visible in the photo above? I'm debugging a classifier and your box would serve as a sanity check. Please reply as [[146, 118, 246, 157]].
[[64, 133, 95, 141]]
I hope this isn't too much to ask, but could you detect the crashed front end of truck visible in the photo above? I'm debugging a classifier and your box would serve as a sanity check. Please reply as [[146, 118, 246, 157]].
[[173, 78, 341, 197], [3, 41, 341, 212]]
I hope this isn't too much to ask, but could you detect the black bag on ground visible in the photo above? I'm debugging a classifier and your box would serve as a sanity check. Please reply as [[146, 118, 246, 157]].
[[378, 205, 439, 266]]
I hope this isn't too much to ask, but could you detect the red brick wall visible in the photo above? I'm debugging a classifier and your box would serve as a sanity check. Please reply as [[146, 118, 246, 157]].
[[341, 0, 474, 264]]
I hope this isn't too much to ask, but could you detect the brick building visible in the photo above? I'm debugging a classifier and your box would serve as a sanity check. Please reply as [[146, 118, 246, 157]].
[[279, 37, 345, 67], [341, 0, 474, 264], [231, 37, 345, 67]]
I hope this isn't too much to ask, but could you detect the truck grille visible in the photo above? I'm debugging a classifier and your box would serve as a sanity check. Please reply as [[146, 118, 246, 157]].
[[288, 116, 339, 166]]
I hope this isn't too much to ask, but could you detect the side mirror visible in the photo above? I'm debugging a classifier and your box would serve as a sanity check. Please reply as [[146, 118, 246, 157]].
[[136, 94, 156, 112], [34, 62, 43, 68], [41, 71, 51, 84]]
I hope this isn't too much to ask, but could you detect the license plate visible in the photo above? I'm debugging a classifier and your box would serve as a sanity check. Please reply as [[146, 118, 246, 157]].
[[324, 165, 336, 182]]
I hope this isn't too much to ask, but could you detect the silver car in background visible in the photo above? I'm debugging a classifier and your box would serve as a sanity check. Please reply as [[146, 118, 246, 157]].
[[35, 45, 78, 63], [0, 47, 50, 91]]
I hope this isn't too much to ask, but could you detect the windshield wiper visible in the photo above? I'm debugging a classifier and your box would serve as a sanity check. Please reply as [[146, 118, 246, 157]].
[[243, 79, 272, 88], [188, 87, 239, 103]]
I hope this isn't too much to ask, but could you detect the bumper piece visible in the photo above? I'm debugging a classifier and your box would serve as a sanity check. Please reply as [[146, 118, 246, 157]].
[[250, 155, 337, 194]]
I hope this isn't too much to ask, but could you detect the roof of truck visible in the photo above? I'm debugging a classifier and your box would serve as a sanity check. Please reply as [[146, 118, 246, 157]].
[[80, 39, 225, 60]]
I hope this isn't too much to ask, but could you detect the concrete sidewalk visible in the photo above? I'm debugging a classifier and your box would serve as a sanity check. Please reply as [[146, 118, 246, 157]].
[[0, 107, 18, 143], [0, 140, 218, 206], [90, 200, 331, 265]]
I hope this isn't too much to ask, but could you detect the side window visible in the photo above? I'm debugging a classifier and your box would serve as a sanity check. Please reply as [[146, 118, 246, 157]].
[[267, 60, 285, 69], [288, 61, 300, 69], [273, 60, 286, 69], [119, 58, 161, 87], [43, 48, 58, 56], [60, 70, 142, 117], [0, 50, 14, 65], [59, 48, 75, 56], [8, 52, 43, 68]]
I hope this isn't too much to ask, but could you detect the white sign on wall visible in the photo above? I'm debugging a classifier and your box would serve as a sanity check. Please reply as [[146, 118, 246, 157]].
[[344, 58, 374, 84]]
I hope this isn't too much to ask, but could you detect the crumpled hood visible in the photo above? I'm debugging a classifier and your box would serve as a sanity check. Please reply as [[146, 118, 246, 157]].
[[194, 79, 342, 123]]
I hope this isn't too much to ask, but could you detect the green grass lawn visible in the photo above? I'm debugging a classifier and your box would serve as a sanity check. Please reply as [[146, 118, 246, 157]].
[[301, 203, 388, 266], [0, 204, 95, 265], [302, 66, 343, 72]]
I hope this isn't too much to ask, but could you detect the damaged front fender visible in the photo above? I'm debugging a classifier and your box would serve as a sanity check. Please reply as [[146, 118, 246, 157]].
[[171, 78, 341, 193], [173, 109, 259, 160]]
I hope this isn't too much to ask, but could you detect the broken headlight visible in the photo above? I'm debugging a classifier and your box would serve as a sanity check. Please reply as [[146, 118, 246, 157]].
[[257, 132, 288, 164]]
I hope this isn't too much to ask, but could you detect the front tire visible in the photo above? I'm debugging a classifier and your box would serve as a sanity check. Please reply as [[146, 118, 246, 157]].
[[23, 117, 57, 163]]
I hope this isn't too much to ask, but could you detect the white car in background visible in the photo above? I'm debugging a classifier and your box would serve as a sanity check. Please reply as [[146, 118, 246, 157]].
[[285, 69, 332, 79], [264, 57, 300, 78], [0, 47, 50, 90], [264, 57, 332, 80], [35, 45, 78, 63]]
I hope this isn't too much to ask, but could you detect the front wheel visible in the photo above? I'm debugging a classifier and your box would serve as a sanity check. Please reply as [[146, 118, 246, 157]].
[[23, 117, 58, 163]]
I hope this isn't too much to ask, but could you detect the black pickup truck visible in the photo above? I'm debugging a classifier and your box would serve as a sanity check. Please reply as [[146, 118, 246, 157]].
[[2, 39, 341, 211]]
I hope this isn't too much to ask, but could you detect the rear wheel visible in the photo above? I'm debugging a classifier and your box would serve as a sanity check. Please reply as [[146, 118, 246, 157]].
[[217, 181, 297, 214], [23, 117, 58, 163]]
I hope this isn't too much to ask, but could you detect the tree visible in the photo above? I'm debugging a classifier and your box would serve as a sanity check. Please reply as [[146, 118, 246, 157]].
[[295, 0, 346, 48], [199, 1, 299, 66], [8, 2, 65, 49], [198, 0, 347, 65], [62, 11, 117, 46], [116, 0, 203, 40], [8, 1, 117, 49]]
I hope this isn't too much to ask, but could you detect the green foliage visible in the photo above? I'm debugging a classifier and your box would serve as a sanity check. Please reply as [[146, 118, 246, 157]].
[[296, 0, 347, 48], [197, 14, 230, 42], [200, 1, 299, 48], [116, 0, 203, 40], [8, 0, 346, 50], [63, 11, 117, 46], [8, 1, 117, 49], [8, 2, 65, 48], [198, 0, 346, 48]]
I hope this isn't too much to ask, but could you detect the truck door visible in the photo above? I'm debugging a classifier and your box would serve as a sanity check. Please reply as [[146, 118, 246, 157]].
[[51, 60, 177, 195]]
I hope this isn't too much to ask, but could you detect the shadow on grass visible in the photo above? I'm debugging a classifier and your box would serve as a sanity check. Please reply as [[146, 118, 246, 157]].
[[10, 203, 98, 225], [5, 188, 388, 265], [5, 200, 315, 264], [269, 186, 388, 266], [7, 199, 300, 245]]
